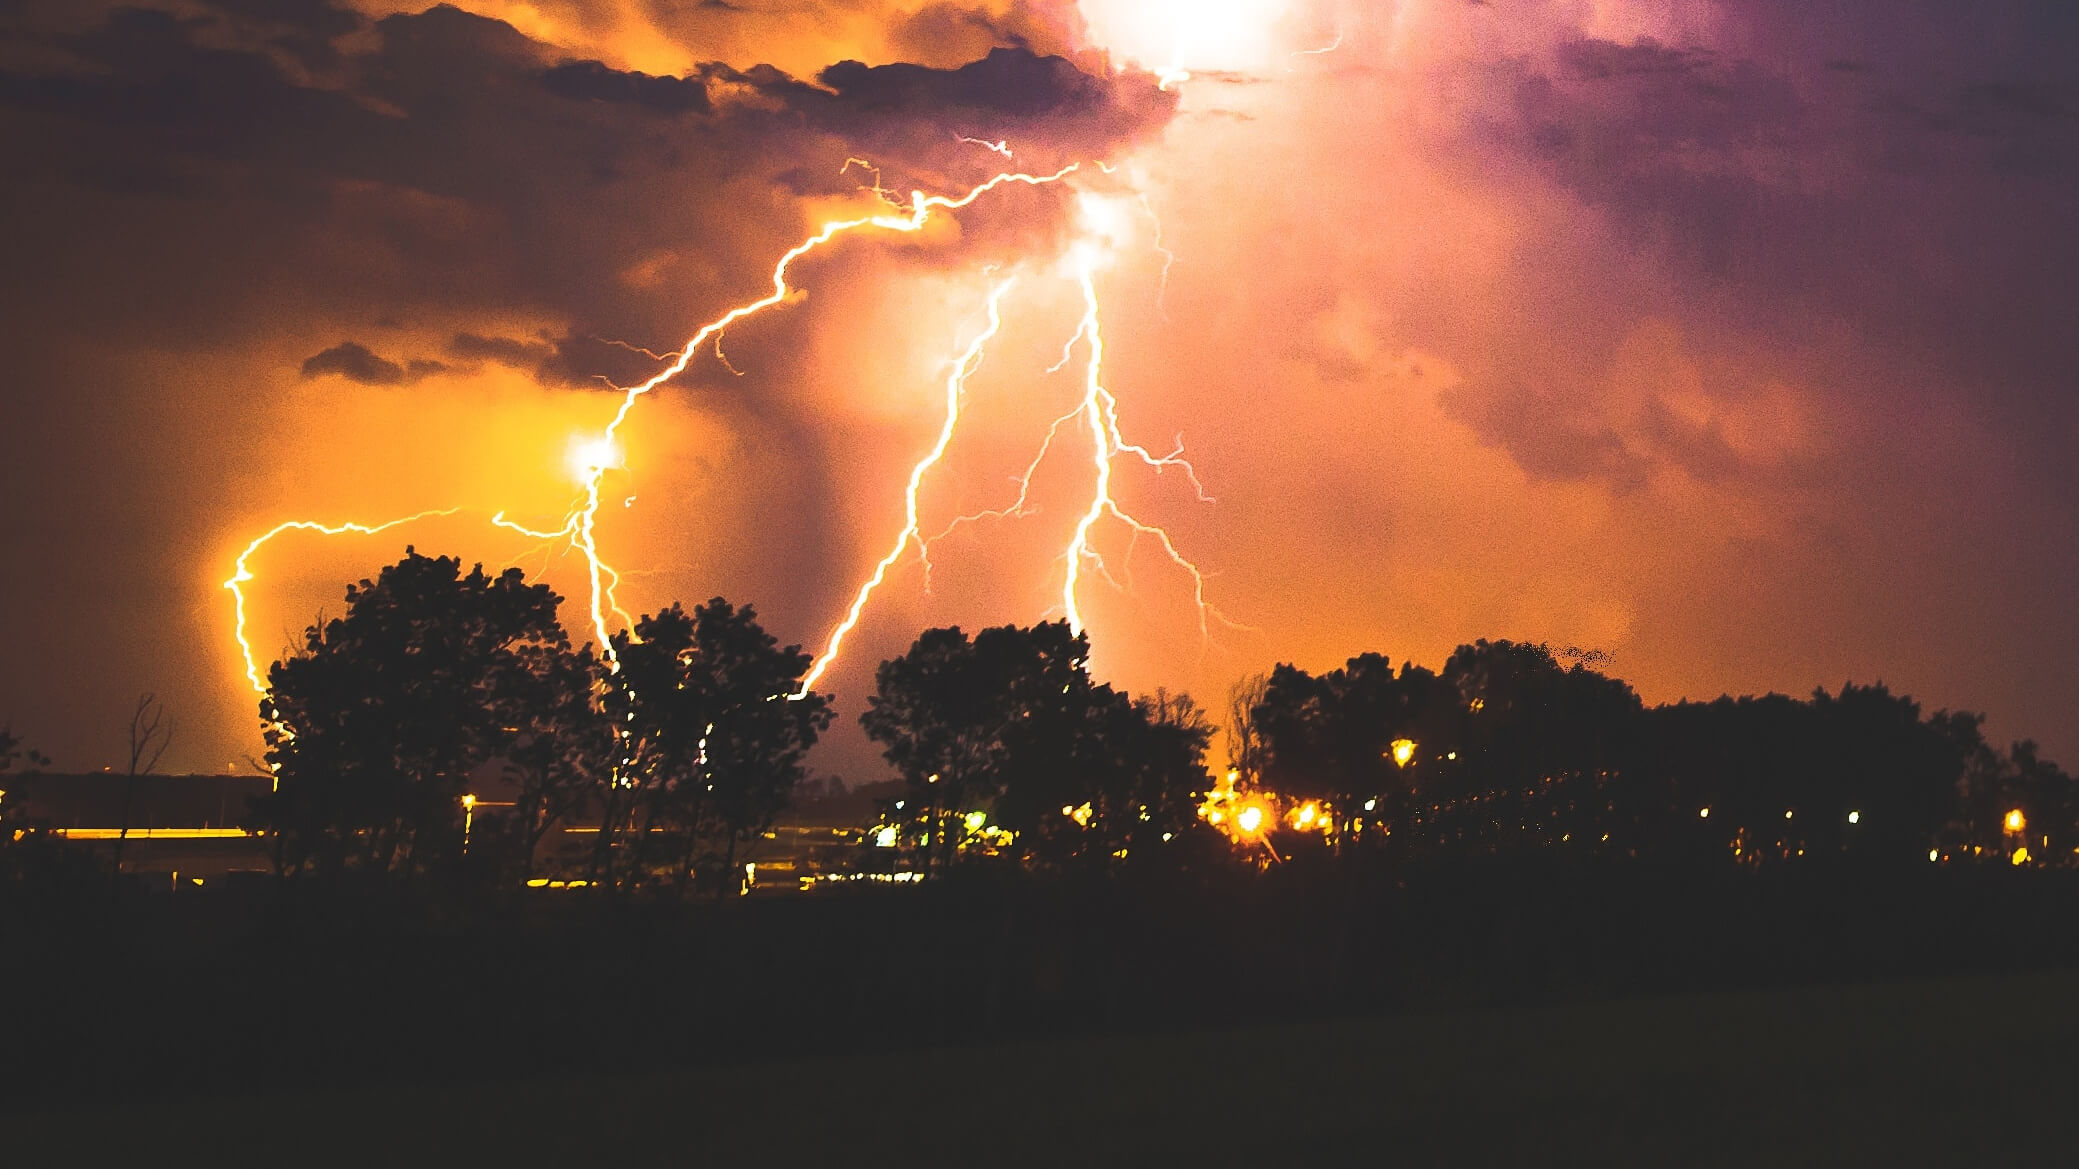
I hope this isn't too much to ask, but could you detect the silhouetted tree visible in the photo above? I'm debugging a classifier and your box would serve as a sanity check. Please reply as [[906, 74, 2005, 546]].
[[113, 693, 173, 877], [1, 726, 48, 793], [2005, 741, 2078, 861], [479, 642, 614, 884], [1648, 685, 1981, 865], [1225, 672, 1270, 788], [863, 624, 1223, 876], [1804, 683, 1971, 861], [1102, 690, 1223, 868], [861, 622, 1092, 875], [1946, 724, 2076, 862], [0, 727, 67, 885], [1429, 640, 1642, 855], [604, 600, 831, 895], [1255, 653, 1441, 847], [255, 549, 575, 882]]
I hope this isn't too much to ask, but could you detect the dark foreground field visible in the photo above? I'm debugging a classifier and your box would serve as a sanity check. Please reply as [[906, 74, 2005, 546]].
[[9, 860, 2079, 1164], [12, 969, 2077, 1167]]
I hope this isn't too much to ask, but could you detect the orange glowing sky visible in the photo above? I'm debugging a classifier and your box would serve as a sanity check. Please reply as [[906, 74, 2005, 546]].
[[1, 0, 2073, 776]]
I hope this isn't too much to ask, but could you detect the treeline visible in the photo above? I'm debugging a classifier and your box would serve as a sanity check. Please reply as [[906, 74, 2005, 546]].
[[246, 550, 830, 894], [2, 548, 2072, 895], [1234, 645, 2073, 867]]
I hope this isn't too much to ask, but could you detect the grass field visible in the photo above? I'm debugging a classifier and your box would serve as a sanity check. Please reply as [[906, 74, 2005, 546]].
[[14, 968, 2076, 1166]]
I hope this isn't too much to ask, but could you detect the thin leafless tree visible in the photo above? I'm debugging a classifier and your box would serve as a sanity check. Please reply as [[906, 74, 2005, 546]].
[[114, 693, 173, 876]]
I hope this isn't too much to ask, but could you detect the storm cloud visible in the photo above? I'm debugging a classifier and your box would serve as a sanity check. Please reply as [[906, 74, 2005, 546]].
[[1, 0, 2072, 784]]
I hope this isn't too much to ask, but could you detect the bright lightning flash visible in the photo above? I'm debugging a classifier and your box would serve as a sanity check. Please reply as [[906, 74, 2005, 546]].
[[796, 275, 1018, 695], [564, 164, 1081, 669], [224, 510, 460, 697], [1080, 0, 1293, 87], [1055, 220, 1230, 643], [567, 435, 623, 483], [805, 186, 1237, 692]]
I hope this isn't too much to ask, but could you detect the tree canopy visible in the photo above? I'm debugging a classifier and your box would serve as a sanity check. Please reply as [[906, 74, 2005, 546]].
[[862, 622, 1222, 874], [256, 548, 577, 880], [603, 599, 832, 893]]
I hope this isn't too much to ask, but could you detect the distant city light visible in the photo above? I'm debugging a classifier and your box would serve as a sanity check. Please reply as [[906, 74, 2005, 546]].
[[1390, 738, 1417, 768], [1699, 807, 1710, 819], [2005, 808, 2027, 834]]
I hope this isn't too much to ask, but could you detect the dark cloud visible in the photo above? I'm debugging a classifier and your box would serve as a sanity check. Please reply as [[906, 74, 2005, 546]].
[[817, 46, 1140, 120], [1556, 37, 1712, 82], [532, 334, 671, 389], [300, 341, 446, 384], [447, 331, 553, 368], [674, 44, 1173, 169], [1432, 8, 2079, 496], [301, 341, 404, 384], [541, 59, 712, 114], [0, 0, 1177, 396], [447, 331, 668, 389], [1441, 379, 1651, 492]]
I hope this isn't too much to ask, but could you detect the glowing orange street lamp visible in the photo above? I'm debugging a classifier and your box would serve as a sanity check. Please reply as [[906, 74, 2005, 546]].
[[2004, 808, 2028, 865], [1389, 738, 1417, 768], [461, 793, 477, 854]]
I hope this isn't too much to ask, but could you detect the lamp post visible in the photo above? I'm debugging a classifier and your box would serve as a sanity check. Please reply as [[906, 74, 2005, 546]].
[[461, 793, 476, 855]]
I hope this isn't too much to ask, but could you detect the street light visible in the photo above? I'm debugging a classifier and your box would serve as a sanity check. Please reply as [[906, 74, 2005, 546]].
[[461, 793, 476, 854]]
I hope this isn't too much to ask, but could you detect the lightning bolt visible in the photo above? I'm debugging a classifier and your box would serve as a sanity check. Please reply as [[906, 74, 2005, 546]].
[[796, 274, 1018, 695], [919, 399, 1081, 587], [1289, 29, 1346, 67], [914, 231, 1237, 653], [1058, 252, 1235, 643], [566, 163, 1081, 669], [956, 135, 1015, 160], [229, 163, 1082, 707], [224, 509, 462, 697], [1136, 191, 1177, 316]]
